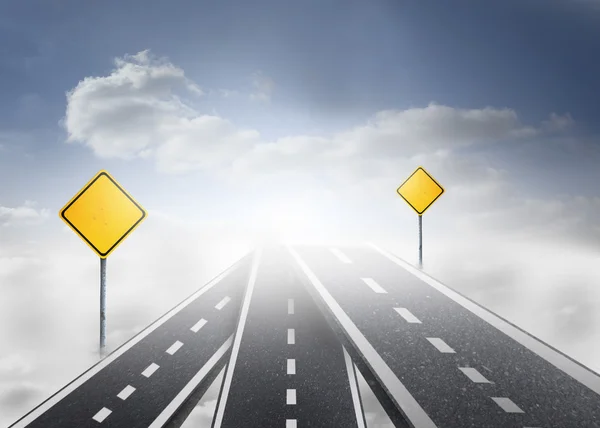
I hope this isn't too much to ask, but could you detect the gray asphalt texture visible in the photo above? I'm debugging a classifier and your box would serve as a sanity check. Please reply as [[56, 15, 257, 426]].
[[214, 246, 364, 428], [293, 245, 600, 428], [12, 257, 251, 428]]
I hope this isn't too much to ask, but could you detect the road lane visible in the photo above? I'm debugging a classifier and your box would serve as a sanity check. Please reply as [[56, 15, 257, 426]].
[[213, 246, 366, 428], [290, 245, 600, 428], [10, 254, 252, 428]]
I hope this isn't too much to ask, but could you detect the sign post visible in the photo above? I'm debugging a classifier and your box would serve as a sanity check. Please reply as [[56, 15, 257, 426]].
[[59, 170, 147, 357], [396, 166, 444, 269], [418, 214, 423, 268], [100, 257, 107, 351]]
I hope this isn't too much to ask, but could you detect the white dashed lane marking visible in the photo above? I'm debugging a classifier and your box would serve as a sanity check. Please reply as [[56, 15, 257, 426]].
[[459, 367, 491, 384], [116, 385, 136, 400], [360, 278, 387, 294], [288, 298, 294, 315], [191, 318, 207, 333], [141, 363, 159, 378], [166, 341, 183, 355], [92, 407, 112, 423], [394, 308, 422, 324], [286, 420, 297, 428], [215, 296, 231, 310], [491, 397, 525, 413], [286, 389, 297, 405], [287, 329, 295, 345], [287, 359, 296, 375], [426, 337, 456, 354], [330, 248, 352, 264]]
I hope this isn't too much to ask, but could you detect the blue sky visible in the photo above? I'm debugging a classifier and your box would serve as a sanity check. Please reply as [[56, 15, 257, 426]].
[[1, 0, 599, 212], [1, 0, 599, 128], [0, 0, 598, 241], [2, 2, 600, 425]]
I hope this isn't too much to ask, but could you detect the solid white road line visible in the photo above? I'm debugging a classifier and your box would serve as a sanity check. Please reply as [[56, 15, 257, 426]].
[[215, 296, 231, 310], [287, 328, 295, 345], [287, 359, 296, 375], [361, 278, 387, 294], [148, 336, 233, 428], [288, 246, 438, 428], [343, 347, 367, 428], [330, 248, 352, 264], [286, 389, 297, 405], [212, 249, 262, 428], [368, 243, 600, 395], [9, 255, 246, 428], [92, 407, 111, 423], [458, 367, 491, 384], [394, 308, 422, 324], [286, 419, 297, 428], [116, 385, 136, 400], [166, 341, 183, 355], [191, 318, 207, 333], [141, 363, 160, 378], [491, 397, 525, 413], [288, 298, 295, 315], [426, 338, 456, 354]]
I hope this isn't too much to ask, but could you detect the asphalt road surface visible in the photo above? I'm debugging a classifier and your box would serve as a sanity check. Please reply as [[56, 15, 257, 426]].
[[10, 255, 252, 428], [289, 244, 600, 428], [212, 246, 367, 428]]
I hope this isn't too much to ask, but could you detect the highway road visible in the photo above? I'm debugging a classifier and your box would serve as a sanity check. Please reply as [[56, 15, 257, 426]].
[[9, 254, 252, 428], [212, 247, 367, 428], [289, 244, 600, 428]]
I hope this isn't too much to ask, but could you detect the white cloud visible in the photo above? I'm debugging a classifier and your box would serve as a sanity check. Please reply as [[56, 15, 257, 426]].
[[0, 201, 49, 227], [62, 51, 570, 182], [217, 89, 241, 98], [0, 381, 46, 420], [64, 49, 203, 159], [60, 50, 600, 249], [153, 116, 260, 174], [333, 104, 539, 157], [250, 70, 275, 102], [0, 355, 32, 377], [542, 112, 574, 132]]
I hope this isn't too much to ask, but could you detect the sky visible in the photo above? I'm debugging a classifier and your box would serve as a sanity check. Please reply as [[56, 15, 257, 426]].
[[1, 0, 600, 426]]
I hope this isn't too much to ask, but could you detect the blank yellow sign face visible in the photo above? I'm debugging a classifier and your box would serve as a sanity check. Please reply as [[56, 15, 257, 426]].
[[60, 170, 147, 258], [397, 167, 444, 215]]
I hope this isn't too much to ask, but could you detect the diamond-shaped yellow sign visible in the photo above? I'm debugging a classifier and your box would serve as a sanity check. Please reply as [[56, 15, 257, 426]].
[[60, 170, 147, 258], [397, 166, 444, 215]]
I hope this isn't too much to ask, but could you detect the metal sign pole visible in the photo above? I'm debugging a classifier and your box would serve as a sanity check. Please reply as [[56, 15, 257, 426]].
[[100, 257, 107, 357], [418, 215, 423, 269]]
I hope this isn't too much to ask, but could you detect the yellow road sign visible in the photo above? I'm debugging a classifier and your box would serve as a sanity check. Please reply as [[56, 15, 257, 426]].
[[60, 170, 147, 258], [397, 166, 444, 215]]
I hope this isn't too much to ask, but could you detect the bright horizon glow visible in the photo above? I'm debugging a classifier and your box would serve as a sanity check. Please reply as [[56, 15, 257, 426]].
[[249, 198, 335, 245]]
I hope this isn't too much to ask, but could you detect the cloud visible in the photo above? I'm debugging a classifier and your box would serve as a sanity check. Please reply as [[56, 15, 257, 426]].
[[333, 104, 539, 157], [217, 89, 241, 98], [61, 50, 599, 249], [542, 112, 574, 132], [0, 201, 49, 227], [0, 382, 43, 414], [64, 49, 204, 160], [250, 71, 275, 102], [0, 355, 33, 378], [62, 51, 570, 181], [180, 398, 219, 427]]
